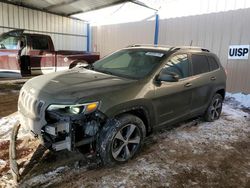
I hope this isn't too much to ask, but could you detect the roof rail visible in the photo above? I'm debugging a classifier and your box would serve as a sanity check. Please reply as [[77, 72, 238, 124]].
[[127, 44, 210, 52], [170, 46, 210, 52], [127, 44, 171, 48]]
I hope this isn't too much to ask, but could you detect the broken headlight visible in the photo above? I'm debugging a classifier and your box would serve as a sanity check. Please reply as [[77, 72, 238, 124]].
[[47, 102, 99, 115]]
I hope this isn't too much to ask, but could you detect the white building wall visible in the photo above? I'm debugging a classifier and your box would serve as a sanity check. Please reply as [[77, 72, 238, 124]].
[[0, 2, 87, 51]]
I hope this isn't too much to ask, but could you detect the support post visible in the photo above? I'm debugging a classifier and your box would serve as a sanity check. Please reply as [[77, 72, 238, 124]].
[[154, 13, 159, 45], [86, 23, 90, 52]]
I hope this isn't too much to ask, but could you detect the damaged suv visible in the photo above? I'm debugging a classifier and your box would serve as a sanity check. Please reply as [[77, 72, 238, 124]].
[[18, 45, 226, 165]]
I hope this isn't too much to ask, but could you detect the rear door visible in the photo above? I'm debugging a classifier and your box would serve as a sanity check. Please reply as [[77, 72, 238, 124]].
[[153, 53, 193, 127], [189, 53, 214, 113], [28, 35, 55, 75]]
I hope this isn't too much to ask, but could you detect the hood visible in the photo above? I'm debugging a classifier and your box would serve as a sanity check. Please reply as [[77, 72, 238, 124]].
[[25, 69, 137, 101]]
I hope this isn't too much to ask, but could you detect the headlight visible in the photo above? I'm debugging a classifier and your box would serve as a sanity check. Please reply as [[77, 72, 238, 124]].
[[69, 106, 84, 114], [47, 102, 99, 115]]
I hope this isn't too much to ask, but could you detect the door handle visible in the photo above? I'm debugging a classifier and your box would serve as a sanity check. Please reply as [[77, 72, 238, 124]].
[[184, 83, 192, 87], [210, 76, 216, 81]]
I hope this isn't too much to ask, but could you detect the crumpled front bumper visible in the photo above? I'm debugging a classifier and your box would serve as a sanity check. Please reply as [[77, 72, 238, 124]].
[[18, 96, 73, 151]]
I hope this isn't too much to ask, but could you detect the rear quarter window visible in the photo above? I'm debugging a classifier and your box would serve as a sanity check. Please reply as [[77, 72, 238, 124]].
[[191, 54, 210, 75], [207, 56, 219, 71]]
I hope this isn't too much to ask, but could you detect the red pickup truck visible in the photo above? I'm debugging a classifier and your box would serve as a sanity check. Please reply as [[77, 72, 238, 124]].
[[0, 29, 99, 77]]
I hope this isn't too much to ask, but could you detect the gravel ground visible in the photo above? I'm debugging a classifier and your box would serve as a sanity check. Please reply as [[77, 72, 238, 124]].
[[0, 95, 249, 188]]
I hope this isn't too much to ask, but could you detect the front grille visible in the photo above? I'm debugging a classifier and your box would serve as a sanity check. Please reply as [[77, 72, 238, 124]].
[[19, 89, 45, 116]]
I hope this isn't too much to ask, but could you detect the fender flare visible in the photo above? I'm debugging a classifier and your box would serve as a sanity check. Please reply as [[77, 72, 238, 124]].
[[104, 100, 156, 133]]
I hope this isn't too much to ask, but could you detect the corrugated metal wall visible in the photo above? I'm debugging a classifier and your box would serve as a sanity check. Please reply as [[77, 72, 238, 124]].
[[0, 2, 87, 51], [92, 8, 250, 93], [92, 21, 155, 57]]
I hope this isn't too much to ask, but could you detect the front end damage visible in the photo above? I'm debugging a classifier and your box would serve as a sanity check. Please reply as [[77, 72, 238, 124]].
[[10, 87, 107, 182], [43, 108, 106, 152], [17, 87, 107, 152]]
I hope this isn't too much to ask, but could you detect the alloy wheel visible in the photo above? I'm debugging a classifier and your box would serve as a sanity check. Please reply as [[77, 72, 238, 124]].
[[210, 98, 222, 120], [111, 124, 141, 162]]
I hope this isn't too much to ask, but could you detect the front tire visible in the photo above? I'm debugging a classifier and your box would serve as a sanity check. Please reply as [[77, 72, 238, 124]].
[[204, 93, 223, 122], [98, 114, 146, 166]]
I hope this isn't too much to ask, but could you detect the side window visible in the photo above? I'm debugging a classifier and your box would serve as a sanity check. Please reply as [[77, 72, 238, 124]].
[[31, 36, 49, 50], [163, 54, 190, 79], [0, 36, 19, 49], [191, 54, 210, 75], [207, 56, 219, 71]]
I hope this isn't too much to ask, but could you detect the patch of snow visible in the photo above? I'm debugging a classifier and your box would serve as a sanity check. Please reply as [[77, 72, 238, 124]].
[[127, 158, 169, 177], [0, 159, 6, 166], [22, 166, 68, 187], [0, 113, 28, 141], [226, 92, 250, 108], [100, 158, 173, 187], [0, 175, 15, 188], [165, 103, 250, 149], [222, 103, 248, 118]]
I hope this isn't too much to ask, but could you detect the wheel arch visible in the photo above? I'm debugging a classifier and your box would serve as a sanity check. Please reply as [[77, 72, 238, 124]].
[[116, 108, 151, 135], [216, 88, 225, 99], [105, 101, 155, 135]]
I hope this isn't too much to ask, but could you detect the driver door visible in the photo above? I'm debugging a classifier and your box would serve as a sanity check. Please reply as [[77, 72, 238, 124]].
[[0, 30, 24, 77], [153, 53, 193, 127]]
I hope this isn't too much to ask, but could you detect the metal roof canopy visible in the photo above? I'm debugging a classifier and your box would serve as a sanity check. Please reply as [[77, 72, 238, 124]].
[[3, 0, 156, 17], [3, 0, 129, 17]]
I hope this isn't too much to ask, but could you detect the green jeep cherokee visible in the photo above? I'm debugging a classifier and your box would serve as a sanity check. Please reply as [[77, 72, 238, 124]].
[[18, 45, 226, 165]]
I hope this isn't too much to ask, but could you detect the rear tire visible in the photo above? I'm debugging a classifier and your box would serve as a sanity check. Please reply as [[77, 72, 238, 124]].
[[98, 114, 146, 166], [204, 93, 223, 122]]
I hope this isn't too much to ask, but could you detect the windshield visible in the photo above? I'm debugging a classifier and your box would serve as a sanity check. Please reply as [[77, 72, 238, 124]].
[[93, 49, 166, 79], [0, 34, 19, 50]]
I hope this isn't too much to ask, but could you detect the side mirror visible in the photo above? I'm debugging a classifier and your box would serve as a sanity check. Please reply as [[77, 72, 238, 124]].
[[157, 70, 179, 82]]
